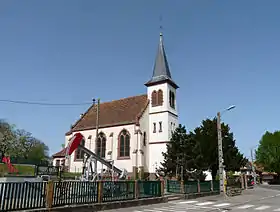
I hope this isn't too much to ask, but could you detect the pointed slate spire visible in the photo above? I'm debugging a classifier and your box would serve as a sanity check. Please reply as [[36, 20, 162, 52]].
[[145, 33, 178, 89]]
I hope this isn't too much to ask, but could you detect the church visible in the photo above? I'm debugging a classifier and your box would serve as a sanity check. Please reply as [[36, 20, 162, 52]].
[[52, 33, 179, 178]]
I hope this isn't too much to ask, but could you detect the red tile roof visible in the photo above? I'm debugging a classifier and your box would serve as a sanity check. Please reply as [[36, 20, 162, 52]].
[[52, 148, 67, 158], [66, 94, 149, 135]]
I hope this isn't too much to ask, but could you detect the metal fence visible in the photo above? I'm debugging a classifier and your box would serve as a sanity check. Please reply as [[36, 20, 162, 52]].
[[0, 182, 47, 211], [166, 180, 220, 194], [0, 180, 163, 211]]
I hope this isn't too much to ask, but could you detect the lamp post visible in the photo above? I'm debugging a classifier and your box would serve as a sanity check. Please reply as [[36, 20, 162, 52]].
[[250, 144, 258, 185], [217, 105, 236, 194], [94, 98, 100, 174]]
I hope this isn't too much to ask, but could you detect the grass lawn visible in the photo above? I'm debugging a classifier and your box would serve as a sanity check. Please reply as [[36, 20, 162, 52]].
[[0, 163, 36, 176]]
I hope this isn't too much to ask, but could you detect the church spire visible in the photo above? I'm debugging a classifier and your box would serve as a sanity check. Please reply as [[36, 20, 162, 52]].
[[145, 33, 178, 89]]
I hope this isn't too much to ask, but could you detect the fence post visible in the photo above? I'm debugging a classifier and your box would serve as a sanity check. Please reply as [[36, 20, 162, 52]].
[[46, 181, 54, 209], [210, 180, 213, 191], [97, 181, 103, 203], [180, 180, 184, 193], [197, 180, 200, 193], [160, 180, 164, 196], [134, 180, 139, 199]]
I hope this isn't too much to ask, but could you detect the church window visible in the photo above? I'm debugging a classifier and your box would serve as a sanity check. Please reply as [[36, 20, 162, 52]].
[[157, 89, 163, 106], [75, 138, 85, 160], [151, 90, 157, 107], [96, 132, 106, 158], [153, 123, 156, 133], [118, 129, 130, 158], [143, 132, 146, 146], [169, 91, 175, 108], [159, 122, 162, 132]]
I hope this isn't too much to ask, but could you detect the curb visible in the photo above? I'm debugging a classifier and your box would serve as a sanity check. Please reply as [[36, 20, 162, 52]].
[[26, 197, 168, 212]]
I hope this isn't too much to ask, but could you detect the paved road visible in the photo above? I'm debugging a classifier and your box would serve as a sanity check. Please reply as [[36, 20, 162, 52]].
[[108, 186, 280, 212]]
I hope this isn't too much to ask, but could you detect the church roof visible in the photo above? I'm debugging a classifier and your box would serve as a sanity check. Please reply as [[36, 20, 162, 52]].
[[145, 33, 179, 89], [66, 94, 149, 135]]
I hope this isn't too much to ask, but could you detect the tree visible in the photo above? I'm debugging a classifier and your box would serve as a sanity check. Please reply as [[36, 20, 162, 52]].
[[255, 131, 280, 173], [0, 120, 50, 165], [192, 118, 247, 179], [160, 124, 204, 180], [0, 120, 17, 157]]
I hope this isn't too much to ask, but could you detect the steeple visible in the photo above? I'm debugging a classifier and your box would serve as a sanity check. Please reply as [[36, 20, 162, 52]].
[[145, 33, 179, 89]]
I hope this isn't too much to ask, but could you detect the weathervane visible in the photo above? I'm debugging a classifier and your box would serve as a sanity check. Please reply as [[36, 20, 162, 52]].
[[159, 15, 163, 34]]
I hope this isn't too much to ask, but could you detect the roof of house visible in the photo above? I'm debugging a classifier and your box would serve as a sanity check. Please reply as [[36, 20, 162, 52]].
[[52, 148, 67, 158], [66, 94, 149, 135]]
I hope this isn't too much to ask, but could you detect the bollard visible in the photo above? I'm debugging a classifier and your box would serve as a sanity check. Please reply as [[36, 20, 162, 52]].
[[210, 180, 213, 191], [197, 180, 200, 193]]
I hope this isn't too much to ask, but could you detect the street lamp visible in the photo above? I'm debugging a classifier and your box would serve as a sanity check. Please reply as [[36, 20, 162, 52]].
[[217, 105, 236, 195], [250, 144, 259, 185]]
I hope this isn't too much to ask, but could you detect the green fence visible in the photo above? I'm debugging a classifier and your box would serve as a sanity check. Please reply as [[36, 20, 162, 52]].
[[102, 181, 135, 202], [138, 180, 161, 199], [0, 180, 163, 211], [166, 180, 220, 194]]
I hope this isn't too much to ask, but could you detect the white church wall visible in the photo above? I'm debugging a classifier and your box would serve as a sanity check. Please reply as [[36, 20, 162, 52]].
[[66, 124, 137, 173], [139, 105, 150, 172], [168, 113, 179, 139]]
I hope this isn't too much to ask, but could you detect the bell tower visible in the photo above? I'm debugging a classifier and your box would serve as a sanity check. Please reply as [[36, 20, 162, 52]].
[[145, 33, 179, 174]]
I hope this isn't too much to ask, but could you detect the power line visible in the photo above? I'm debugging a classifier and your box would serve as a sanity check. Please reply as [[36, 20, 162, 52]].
[[0, 99, 92, 106]]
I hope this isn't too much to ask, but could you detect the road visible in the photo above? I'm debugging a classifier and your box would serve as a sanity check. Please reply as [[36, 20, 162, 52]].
[[108, 186, 280, 212]]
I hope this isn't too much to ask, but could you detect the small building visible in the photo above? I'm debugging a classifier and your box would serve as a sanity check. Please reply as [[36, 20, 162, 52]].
[[52, 33, 179, 178]]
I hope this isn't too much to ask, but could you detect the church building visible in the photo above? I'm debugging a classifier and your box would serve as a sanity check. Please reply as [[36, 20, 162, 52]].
[[52, 33, 179, 178]]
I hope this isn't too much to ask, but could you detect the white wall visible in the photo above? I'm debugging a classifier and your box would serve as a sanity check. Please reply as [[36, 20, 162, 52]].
[[139, 105, 150, 172], [66, 124, 138, 173], [147, 82, 178, 173]]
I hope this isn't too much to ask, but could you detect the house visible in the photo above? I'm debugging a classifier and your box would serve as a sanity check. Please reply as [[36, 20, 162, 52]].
[[52, 33, 179, 178]]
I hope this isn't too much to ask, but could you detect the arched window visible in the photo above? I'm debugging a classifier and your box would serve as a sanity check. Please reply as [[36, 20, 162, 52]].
[[118, 130, 130, 158], [157, 89, 163, 106], [96, 132, 106, 158], [151, 90, 157, 107], [75, 139, 85, 160], [169, 91, 175, 108]]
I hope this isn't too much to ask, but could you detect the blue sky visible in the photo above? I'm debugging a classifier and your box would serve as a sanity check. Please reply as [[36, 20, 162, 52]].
[[0, 0, 279, 158]]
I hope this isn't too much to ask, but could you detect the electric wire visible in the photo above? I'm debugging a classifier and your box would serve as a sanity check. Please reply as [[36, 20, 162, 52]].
[[0, 99, 92, 106]]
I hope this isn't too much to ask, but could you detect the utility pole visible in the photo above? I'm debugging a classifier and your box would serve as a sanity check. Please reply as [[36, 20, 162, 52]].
[[217, 112, 225, 194], [251, 148, 257, 185], [94, 98, 100, 174]]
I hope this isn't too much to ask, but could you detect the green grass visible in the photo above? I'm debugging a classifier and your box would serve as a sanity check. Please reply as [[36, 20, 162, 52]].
[[0, 163, 36, 176]]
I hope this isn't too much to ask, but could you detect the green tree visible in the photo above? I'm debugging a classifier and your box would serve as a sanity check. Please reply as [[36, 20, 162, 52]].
[[192, 118, 247, 179], [160, 124, 204, 180], [0, 120, 50, 165], [255, 131, 280, 173], [0, 120, 17, 157]]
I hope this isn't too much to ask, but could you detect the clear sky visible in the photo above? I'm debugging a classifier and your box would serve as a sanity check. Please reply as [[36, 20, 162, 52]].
[[0, 0, 279, 158]]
